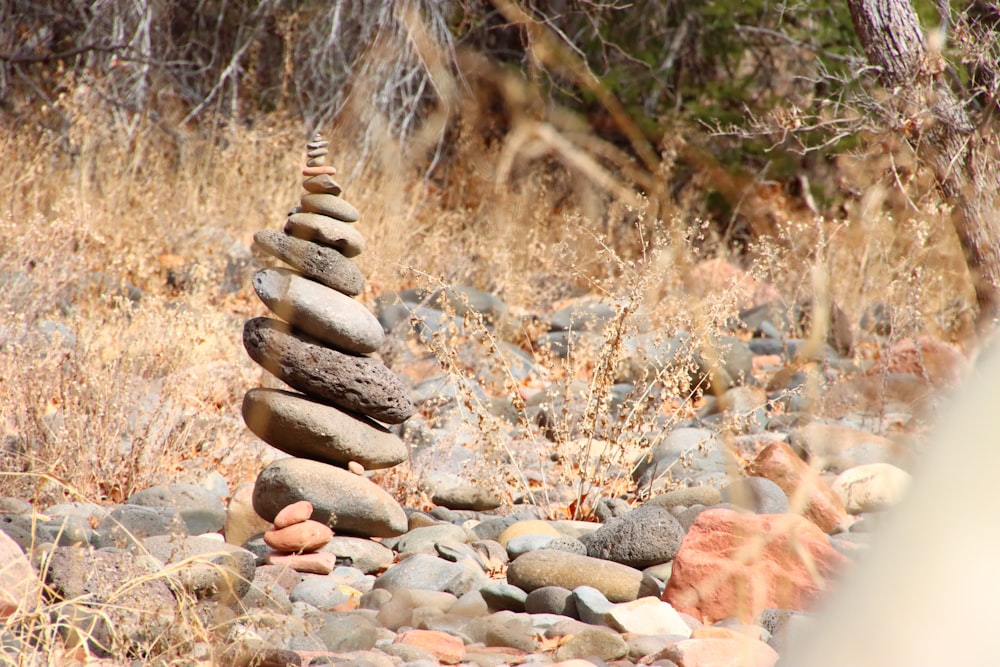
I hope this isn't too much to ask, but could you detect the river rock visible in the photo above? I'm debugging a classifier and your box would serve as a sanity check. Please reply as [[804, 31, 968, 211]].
[[127, 482, 226, 535], [506, 549, 644, 603], [301, 173, 343, 196], [242, 388, 408, 468], [299, 193, 360, 222], [242, 317, 416, 424], [0, 530, 38, 619], [264, 520, 333, 552], [832, 463, 912, 514], [285, 213, 361, 256], [253, 458, 407, 537], [253, 229, 363, 296], [584, 504, 685, 568], [252, 268, 383, 353], [140, 534, 256, 603]]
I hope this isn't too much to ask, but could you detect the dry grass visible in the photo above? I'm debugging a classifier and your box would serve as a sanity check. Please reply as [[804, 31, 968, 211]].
[[0, 54, 982, 661]]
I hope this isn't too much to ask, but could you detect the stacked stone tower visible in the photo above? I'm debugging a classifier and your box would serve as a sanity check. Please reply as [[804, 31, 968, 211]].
[[242, 134, 416, 545]]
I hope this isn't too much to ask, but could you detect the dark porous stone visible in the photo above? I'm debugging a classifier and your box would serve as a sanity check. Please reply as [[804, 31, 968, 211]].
[[242, 317, 415, 424], [127, 483, 226, 535], [253, 229, 363, 296], [585, 504, 685, 569], [253, 458, 407, 538]]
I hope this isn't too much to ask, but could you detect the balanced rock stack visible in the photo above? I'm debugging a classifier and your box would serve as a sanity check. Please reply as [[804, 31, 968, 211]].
[[241, 134, 416, 559]]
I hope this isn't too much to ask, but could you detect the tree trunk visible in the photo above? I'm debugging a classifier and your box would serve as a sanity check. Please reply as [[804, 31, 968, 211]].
[[847, 0, 1000, 339]]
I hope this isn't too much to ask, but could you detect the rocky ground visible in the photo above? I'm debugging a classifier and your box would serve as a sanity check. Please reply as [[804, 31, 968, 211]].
[[0, 263, 969, 666]]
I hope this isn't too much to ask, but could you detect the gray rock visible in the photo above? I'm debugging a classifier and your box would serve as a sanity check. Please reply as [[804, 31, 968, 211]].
[[644, 486, 722, 511], [243, 317, 415, 424], [93, 504, 188, 549], [284, 212, 364, 257], [549, 299, 616, 332], [314, 612, 379, 652], [431, 484, 502, 511], [243, 388, 407, 469], [483, 614, 537, 651], [554, 627, 628, 662], [506, 549, 643, 603], [721, 477, 790, 514], [253, 229, 363, 296], [594, 497, 632, 522], [479, 583, 528, 612], [632, 427, 736, 493], [253, 458, 407, 537], [571, 585, 614, 625], [585, 504, 685, 568], [46, 547, 178, 656], [524, 586, 577, 617], [252, 268, 384, 354], [394, 524, 472, 555], [141, 534, 256, 603], [505, 534, 557, 559], [317, 536, 395, 574], [169, 226, 253, 295], [0, 513, 91, 548], [299, 193, 360, 222], [372, 552, 484, 597], [427, 286, 508, 324], [545, 536, 588, 556], [375, 587, 457, 631], [301, 174, 343, 196], [127, 483, 226, 535], [290, 577, 360, 610]]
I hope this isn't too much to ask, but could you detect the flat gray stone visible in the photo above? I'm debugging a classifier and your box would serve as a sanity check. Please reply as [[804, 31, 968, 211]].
[[140, 534, 256, 603], [127, 483, 225, 535], [632, 427, 736, 492], [253, 268, 383, 353], [524, 586, 576, 617], [253, 458, 407, 538], [585, 504, 685, 569], [394, 524, 472, 554], [721, 476, 790, 514], [480, 583, 528, 612], [299, 193, 360, 222], [570, 585, 613, 625], [253, 229, 363, 297], [93, 504, 187, 549], [243, 388, 407, 469], [506, 549, 644, 603], [316, 536, 395, 574], [284, 213, 362, 257], [243, 317, 415, 424], [431, 484, 502, 511], [372, 552, 484, 596]]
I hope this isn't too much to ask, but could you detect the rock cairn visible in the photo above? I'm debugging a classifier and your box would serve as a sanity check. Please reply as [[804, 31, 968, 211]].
[[241, 134, 417, 566]]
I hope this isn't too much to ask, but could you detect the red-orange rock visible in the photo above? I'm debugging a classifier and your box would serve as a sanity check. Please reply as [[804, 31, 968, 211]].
[[869, 336, 969, 389], [662, 508, 847, 623], [685, 259, 782, 312], [747, 441, 849, 533], [273, 500, 313, 528], [661, 637, 779, 667], [264, 519, 333, 552], [395, 629, 466, 664]]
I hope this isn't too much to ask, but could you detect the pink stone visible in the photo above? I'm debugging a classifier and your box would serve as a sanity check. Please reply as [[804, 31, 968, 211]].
[[302, 165, 338, 176], [662, 637, 779, 667], [662, 508, 848, 623], [264, 550, 336, 575], [264, 519, 333, 552], [395, 629, 466, 664], [273, 500, 313, 528], [747, 441, 850, 533]]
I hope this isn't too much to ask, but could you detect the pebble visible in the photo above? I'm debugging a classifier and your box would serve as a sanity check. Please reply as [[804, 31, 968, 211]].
[[127, 482, 226, 535], [720, 477, 790, 514], [263, 519, 333, 552], [265, 551, 337, 575], [225, 482, 273, 547], [299, 193, 361, 222], [584, 504, 686, 568], [605, 596, 692, 636], [832, 463, 912, 514], [273, 500, 313, 528], [252, 267, 384, 352], [284, 211, 360, 254], [301, 174, 343, 196], [372, 552, 486, 596], [431, 484, 503, 511]]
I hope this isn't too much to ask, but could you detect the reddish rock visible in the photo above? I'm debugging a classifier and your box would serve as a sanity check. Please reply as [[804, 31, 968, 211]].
[[264, 519, 333, 552], [747, 441, 849, 533], [395, 629, 466, 664], [662, 508, 847, 623], [869, 336, 969, 389], [264, 550, 337, 575], [661, 637, 779, 667], [273, 500, 313, 529], [685, 259, 781, 312], [0, 530, 38, 618]]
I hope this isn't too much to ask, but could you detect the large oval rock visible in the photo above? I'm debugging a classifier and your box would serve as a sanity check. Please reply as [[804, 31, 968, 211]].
[[285, 212, 364, 257], [243, 388, 407, 469], [140, 534, 256, 603], [372, 552, 484, 596], [506, 549, 644, 603], [662, 508, 847, 623], [299, 193, 360, 222], [252, 268, 384, 354], [253, 229, 363, 296], [585, 504, 685, 568], [127, 483, 226, 535], [243, 317, 415, 424], [632, 427, 735, 493], [252, 458, 407, 538]]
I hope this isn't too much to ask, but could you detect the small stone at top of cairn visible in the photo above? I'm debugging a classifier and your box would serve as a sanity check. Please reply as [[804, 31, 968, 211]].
[[241, 133, 415, 559]]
